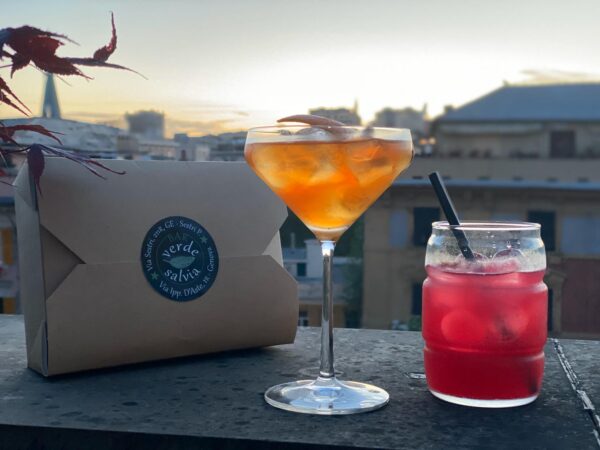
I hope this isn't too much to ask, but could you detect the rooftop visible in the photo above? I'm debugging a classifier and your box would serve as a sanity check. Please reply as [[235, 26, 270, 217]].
[[439, 83, 600, 123], [0, 118, 120, 154]]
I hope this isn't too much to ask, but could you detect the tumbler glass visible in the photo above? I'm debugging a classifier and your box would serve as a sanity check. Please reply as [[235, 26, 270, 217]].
[[422, 221, 547, 408]]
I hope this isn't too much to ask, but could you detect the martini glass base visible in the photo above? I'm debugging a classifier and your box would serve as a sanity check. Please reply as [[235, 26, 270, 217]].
[[264, 376, 389, 415]]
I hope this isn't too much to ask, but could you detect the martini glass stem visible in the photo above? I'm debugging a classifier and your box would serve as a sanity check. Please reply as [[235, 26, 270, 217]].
[[319, 240, 336, 378]]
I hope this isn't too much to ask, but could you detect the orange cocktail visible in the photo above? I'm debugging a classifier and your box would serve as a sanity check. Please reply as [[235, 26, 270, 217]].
[[245, 118, 413, 415], [245, 136, 413, 241]]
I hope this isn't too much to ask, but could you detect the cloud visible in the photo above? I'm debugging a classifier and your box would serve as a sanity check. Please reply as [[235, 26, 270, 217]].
[[164, 117, 243, 137], [61, 106, 252, 137], [64, 111, 126, 129], [519, 69, 600, 84], [157, 99, 252, 120], [68, 111, 125, 119], [164, 107, 253, 136]]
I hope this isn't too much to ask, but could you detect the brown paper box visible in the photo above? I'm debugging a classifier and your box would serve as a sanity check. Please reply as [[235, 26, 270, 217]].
[[14, 158, 298, 376]]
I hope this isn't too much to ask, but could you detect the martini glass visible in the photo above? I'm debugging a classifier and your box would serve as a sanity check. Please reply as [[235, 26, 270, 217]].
[[245, 124, 413, 414]]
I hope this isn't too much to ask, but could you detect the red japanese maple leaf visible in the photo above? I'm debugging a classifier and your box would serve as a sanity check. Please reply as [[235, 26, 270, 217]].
[[0, 124, 62, 145], [0, 13, 140, 192], [0, 13, 142, 79]]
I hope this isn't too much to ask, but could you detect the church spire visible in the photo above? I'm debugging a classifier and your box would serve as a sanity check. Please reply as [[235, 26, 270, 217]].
[[41, 74, 61, 119], [352, 98, 359, 115]]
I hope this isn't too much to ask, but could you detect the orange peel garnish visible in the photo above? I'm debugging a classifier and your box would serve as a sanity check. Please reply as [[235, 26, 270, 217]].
[[277, 114, 345, 127]]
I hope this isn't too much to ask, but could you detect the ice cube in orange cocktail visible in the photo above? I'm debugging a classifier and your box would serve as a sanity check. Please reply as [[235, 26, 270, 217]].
[[245, 136, 413, 241]]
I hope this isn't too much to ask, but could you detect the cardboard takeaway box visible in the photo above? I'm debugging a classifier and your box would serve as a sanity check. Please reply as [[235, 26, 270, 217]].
[[15, 158, 298, 376]]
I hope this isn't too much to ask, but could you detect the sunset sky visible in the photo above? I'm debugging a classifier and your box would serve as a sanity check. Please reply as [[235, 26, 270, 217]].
[[2, 0, 600, 136]]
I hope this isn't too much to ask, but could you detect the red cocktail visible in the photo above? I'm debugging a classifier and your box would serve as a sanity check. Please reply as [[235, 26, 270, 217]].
[[422, 222, 548, 407]]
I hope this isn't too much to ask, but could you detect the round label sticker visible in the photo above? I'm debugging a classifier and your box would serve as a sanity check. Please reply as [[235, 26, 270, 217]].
[[141, 216, 219, 302]]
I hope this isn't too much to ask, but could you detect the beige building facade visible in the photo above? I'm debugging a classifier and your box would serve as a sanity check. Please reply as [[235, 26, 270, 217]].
[[434, 83, 600, 159], [362, 174, 600, 338], [435, 122, 600, 159], [402, 157, 600, 183]]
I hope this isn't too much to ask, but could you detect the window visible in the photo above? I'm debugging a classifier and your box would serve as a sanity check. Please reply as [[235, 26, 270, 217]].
[[389, 210, 409, 249], [298, 310, 309, 327], [296, 263, 307, 277], [561, 215, 600, 255], [413, 207, 440, 246], [527, 211, 556, 251], [411, 283, 423, 315], [550, 130, 576, 158], [548, 288, 554, 331]]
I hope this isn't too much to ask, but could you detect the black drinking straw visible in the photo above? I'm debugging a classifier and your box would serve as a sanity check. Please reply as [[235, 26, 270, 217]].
[[428, 171, 476, 260]]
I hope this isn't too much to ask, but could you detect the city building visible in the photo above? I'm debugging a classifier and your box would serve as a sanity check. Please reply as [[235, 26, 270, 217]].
[[309, 102, 362, 125], [371, 106, 429, 135], [283, 239, 358, 327], [187, 131, 247, 161], [362, 83, 600, 339], [362, 178, 600, 338], [434, 83, 600, 158], [122, 110, 183, 160], [371, 105, 432, 155], [117, 134, 182, 160], [174, 133, 210, 161], [125, 110, 165, 140]]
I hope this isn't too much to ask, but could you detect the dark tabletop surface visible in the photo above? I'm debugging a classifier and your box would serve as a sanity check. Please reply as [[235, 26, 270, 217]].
[[556, 339, 600, 436], [0, 314, 599, 450]]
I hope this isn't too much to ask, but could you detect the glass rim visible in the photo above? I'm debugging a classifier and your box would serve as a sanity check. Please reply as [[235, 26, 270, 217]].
[[432, 221, 541, 232], [247, 124, 412, 134]]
